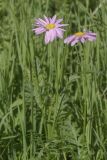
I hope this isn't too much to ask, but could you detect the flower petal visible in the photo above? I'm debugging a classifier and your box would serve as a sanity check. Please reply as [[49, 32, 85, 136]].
[[51, 15, 57, 23], [71, 39, 79, 46], [85, 35, 96, 41], [84, 32, 96, 41], [35, 19, 43, 26], [34, 27, 46, 35], [44, 15, 49, 23], [55, 19, 63, 24], [57, 24, 69, 27], [56, 29, 63, 39], [38, 18, 47, 26], [86, 32, 96, 36], [64, 35, 76, 44], [80, 37, 85, 43], [45, 31, 51, 44], [50, 30, 57, 42]]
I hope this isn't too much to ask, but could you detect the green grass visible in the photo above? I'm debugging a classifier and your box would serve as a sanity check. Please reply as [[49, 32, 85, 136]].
[[0, 0, 107, 159]]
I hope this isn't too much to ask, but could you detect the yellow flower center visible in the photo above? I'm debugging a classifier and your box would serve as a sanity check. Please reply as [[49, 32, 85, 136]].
[[75, 32, 85, 36], [45, 23, 56, 30]]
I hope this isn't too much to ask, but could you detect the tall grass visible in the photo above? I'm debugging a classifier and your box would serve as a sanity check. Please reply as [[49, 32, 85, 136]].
[[0, 0, 107, 159]]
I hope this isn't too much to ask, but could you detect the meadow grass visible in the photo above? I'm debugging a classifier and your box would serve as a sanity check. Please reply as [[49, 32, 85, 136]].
[[0, 0, 107, 159]]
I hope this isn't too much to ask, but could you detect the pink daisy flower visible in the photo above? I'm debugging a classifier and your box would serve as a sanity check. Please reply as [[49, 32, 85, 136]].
[[64, 31, 96, 46], [33, 15, 68, 44]]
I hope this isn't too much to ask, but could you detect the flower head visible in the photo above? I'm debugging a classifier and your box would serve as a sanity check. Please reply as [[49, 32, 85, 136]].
[[64, 31, 96, 46], [33, 15, 68, 44]]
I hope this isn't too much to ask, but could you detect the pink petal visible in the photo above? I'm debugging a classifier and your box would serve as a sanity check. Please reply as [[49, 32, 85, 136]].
[[85, 35, 96, 41], [38, 18, 47, 26], [44, 15, 49, 23], [56, 29, 63, 39], [57, 24, 68, 27], [50, 15, 57, 23], [34, 27, 46, 35], [36, 19, 43, 26], [80, 37, 85, 43], [86, 32, 96, 36], [49, 18, 51, 23], [50, 29, 56, 42], [71, 39, 79, 46], [55, 19, 63, 24], [35, 23, 42, 27], [45, 31, 51, 44], [64, 35, 76, 44]]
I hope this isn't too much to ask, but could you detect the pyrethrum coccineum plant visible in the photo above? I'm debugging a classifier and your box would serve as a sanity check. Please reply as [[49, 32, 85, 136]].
[[0, 0, 107, 160]]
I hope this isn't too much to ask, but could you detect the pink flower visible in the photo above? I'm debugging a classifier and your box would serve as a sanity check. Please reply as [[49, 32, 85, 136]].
[[33, 15, 68, 44], [64, 31, 96, 46]]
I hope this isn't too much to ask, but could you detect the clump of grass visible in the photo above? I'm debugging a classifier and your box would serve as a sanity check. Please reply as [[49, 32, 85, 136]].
[[0, 0, 107, 160]]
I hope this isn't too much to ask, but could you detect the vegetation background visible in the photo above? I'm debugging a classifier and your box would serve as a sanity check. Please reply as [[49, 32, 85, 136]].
[[0, 0, 107, 159]]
